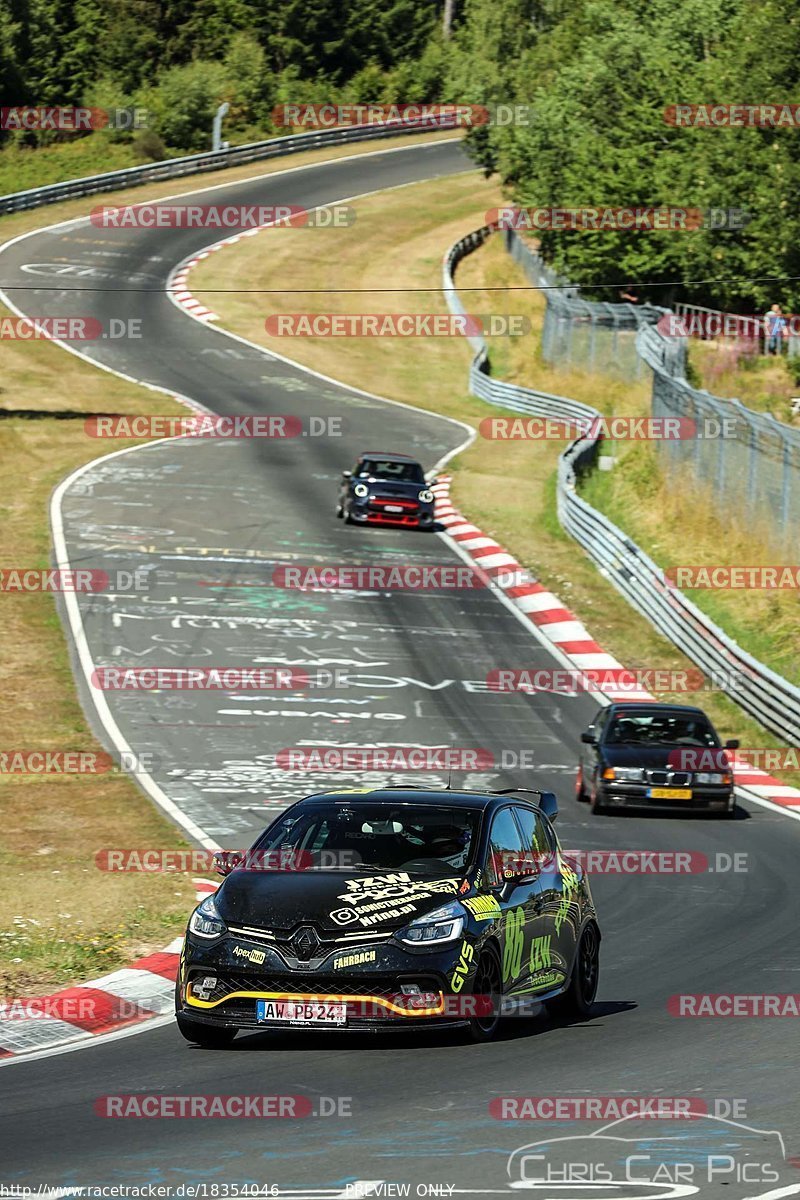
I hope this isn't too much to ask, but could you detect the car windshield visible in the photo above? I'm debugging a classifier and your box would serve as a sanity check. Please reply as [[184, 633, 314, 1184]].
[[357, 459, 425, 484], [256, 803, 480, 874], [605, 711, 719, 747]]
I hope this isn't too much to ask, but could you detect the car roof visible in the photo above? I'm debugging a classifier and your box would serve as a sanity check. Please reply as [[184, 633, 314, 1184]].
[[607, 702, 708, 716], [358, 452, 419, 463], [296, 788, 533, 812]]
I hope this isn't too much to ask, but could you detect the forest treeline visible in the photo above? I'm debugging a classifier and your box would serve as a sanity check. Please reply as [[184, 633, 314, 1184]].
[[2, 0, 798, 309]]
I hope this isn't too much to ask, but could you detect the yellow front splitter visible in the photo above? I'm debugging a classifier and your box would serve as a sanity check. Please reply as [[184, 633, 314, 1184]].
[[186, 989, 446, 1018]]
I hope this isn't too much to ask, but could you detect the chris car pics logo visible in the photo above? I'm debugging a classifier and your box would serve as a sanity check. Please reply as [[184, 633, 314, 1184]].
[[505, 1113, 795, 1198]]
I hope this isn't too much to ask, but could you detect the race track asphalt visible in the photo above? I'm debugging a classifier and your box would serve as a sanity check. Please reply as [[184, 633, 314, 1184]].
[[1, 137, 799, 1198]]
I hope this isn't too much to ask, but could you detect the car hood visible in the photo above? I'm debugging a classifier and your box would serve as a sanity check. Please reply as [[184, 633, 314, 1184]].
[[357, 479, 425, 498], [215, 870, 462, 934], [602, 745, 726, 769]]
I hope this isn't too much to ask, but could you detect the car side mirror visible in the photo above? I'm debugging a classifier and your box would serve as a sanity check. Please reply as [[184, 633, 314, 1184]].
[[342, 470, 352, 479], [581, 730, 597, 745], [213, 850, 243, 877], [495, 853, 540, 898], [724, 738, 740, 749]]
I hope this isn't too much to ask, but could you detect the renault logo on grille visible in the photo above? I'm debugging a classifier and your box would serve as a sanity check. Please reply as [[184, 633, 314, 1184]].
[[291, 926, 321, 961]]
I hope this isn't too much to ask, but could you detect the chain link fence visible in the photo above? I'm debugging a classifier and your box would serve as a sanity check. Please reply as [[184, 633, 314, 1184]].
[[504, 229, 668, 380], [500, 228, 800, 546], [637, 324, 800, 545]]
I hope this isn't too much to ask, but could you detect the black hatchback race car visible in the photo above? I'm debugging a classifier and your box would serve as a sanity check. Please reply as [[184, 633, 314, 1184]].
[[576, 701, 739, 815], [336, 452, 435, 528], [175, 788, 600, 1046]]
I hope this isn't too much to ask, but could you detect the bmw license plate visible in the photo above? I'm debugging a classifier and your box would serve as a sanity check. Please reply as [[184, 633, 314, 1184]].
[[648, 787, 692, 799], [383, 504, 403, 513], [256, 999, 347, 1025]]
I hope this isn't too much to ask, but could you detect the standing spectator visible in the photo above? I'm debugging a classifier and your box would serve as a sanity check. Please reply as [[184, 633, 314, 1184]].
[[764, 303, 788, 354]]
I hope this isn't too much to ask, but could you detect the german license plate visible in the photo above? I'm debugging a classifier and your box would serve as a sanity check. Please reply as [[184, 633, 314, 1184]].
[[648, 787, 692, 799], [256, 999, 347, 1025], [383, 505, 403, 513]]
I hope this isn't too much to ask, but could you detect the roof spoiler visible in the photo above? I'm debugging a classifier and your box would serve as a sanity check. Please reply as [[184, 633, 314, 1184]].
[[491, 787, 559, 822]]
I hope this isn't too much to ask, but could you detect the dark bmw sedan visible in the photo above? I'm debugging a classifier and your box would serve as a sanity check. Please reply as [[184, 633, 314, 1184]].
[[336, 452, 435, 528], [576, 702, 739, 815], [175, 788, 601, 1047]]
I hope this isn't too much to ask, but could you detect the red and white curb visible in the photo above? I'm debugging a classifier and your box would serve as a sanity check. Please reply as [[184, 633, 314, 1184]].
[[171, 260, 218, 322], [433, 475, 653, 702], [728, 759, 800, 809], [170, 224, 279, 323], [0, 879, 216, 1058], [432, 476, 800, 814]]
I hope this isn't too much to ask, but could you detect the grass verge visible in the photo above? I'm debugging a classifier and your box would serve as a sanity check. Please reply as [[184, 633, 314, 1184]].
[[0, 129, 461, 999], [0, 361, 200, 998]]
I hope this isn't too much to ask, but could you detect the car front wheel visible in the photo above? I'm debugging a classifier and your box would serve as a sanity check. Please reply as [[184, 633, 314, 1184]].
[[176, 1014, 237, 1048], [467, 949, 503, 1042], [589, 775, 607, 815]]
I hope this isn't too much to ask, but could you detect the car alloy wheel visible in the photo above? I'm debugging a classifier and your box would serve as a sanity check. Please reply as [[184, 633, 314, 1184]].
[[468, 949, 503, 1042]]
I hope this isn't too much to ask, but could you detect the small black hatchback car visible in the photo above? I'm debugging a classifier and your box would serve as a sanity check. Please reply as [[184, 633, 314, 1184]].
[[336, 452, 435, 528], [176, 788, 601, 1046]]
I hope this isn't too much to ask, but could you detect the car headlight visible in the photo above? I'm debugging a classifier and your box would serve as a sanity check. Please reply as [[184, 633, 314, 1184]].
[[353, 483, 369, 498], [396, 901, 465, 946], [189, 894, 227, 939], [695, 771, 732, 785], [418, 489, 434, 504], [603, 767, 644, 781]]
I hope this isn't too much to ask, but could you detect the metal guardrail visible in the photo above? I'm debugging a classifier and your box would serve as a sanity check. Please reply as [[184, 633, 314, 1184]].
[[0, 115, 459, 214], [443, 226, 800, 743]]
